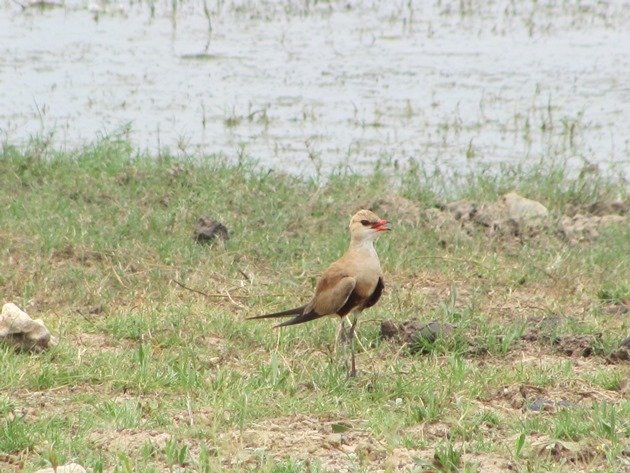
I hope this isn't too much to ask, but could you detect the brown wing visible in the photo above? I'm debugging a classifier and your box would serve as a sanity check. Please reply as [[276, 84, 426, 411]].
[[275, 273, 356, 327], [308, 275, 357, 316], [337, 277, 384, 315], [336, 290, 363, 316]]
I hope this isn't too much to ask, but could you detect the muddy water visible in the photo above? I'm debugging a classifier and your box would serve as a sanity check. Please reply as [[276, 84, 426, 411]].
[[1, 0, 629, 177]]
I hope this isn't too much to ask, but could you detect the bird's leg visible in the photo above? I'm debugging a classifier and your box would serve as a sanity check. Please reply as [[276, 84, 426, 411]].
[[335, 317, 348, 354], [335, 317, 354, 374], [348, 313, 358, 378], [338, 316, 352, 345], [350, 314, 368, 353]]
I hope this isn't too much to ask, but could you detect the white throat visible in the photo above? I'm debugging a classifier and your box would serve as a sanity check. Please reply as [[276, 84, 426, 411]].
[[350, 237, 378, 258]]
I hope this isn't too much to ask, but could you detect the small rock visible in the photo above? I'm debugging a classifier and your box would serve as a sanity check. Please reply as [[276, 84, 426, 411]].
[[35, 463, 86, 473], [413, 320, 455, 344], [194, 217, 229, 244], [528, 398, 574, 412], [325, 433, 343, 446], [0, 303, 58, 351], [502, 192, 549, 222], [472, 192, 549, 237]]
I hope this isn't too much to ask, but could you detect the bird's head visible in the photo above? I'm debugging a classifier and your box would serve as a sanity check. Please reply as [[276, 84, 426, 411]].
[[349, 209, 391, 242]]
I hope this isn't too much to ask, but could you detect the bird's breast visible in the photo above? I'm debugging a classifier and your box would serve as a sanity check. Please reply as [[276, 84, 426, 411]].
[[353, 271, 380, 299]]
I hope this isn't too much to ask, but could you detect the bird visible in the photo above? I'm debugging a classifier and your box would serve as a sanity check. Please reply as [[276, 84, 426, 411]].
[[248, 209, 391, 376]]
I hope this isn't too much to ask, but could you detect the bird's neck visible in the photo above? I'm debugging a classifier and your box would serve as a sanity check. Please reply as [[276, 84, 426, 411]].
[[349, 237, 377, 256]]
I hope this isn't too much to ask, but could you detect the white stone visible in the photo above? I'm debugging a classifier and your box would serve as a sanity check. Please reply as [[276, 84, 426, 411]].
[[502, 192, 549, 221], [0, 303, 57, 350]]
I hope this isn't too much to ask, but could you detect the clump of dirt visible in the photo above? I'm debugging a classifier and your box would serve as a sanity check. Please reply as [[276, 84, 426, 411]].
[[0, 454, 24, 473], [490, 384, 582, 413], [380, 319, 455, 353], [487, 380, 620, 415], [521, 315, 565, 343], [603, 302, 629, 315], [566, 199, 629, 217], [437, 191, 550, 239], [530, 436, 597, 464], [422, 207, 475, 246], [442, 199, 477, 222], [521, 317, 603, 358], [607, 337, 630, 363], [368, 195, 422, 225], [76, 304, 105, 316], [552, 334, 601, 357], [492, 384, 550, 410], [194, 217, 229, 244], [558, 214, 626, 245], [417, 192, 627, 245], [356, 192, 626, 249]]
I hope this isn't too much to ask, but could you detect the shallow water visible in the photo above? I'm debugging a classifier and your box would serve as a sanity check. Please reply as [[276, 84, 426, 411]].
[[1, 0, 629, 177]]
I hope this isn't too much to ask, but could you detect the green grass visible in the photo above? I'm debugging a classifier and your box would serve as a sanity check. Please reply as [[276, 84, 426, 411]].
[[0, 139, 628, 472]]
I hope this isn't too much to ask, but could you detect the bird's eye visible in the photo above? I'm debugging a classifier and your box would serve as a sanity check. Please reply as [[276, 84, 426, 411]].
[[360, 219, 370, 226]]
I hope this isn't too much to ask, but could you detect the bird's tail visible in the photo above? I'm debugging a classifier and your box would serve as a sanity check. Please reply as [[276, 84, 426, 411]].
[[275, 310, 323, 327], [247, 305, 306, 320], [247, 305, 324, 328]]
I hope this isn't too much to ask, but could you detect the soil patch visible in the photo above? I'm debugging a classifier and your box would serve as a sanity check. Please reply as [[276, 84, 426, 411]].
[[220, 414, 428, 472], [484, 381, 620, 413], [89, 428, 172, 452]]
